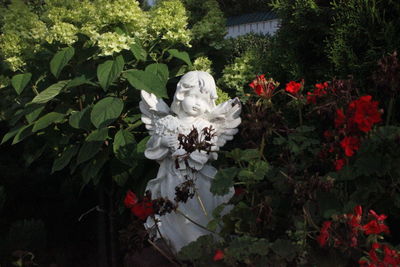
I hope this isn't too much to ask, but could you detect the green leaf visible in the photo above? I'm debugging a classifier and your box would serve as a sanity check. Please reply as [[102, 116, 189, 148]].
[[130, 42, 147, 61], [113, 129, 136, 166], [178, 235, 215, 261], [168, 49, 192, 67], [145, 63, 169, 82], [66, 75, 96, 89], [1, 125, 24, 144], [210, 167, 238, 196], [11, 73, 32, 95], [81, 151, 109, 186], [86, 128, 109, 141], [271, 239, 297, 261], [51, 144, 79, 173], [50, 47, 75, 78], [90, 97, 124, 128], [31, 80, 69, 104], [33, 112, 65, 132], [69, 107, 93, 131], [12, 124, 33, 145], [25, 105, 45, 123], [135, 136, 150, 158], [76, 141, 102, 165], [97, 55, 124, 91], [123, 69, 168, 98]]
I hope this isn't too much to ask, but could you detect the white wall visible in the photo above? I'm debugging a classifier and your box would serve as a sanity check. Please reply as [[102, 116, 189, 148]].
[[226, 19, 280, 38]]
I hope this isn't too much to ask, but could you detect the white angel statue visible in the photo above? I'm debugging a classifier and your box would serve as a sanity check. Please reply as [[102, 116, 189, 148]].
[[139, 71, 241, 253]]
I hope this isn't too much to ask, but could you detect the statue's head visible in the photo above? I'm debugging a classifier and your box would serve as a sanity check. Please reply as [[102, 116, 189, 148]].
[[171, 71, 217, 116]]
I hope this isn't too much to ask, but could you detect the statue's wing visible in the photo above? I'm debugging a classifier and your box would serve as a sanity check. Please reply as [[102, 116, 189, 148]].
[[208, 98, 241, 147], [139, 90, 170, 135]]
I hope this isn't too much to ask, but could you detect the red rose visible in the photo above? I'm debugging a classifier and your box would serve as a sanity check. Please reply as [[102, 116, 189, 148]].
[[213, 249, 224, 261], [285, 81, 303, 95], [340, 136, 360, 157], [124, 190, 138, 208]]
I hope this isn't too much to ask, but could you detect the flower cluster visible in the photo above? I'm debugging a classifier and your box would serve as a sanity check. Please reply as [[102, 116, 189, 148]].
[[0, 0, 192, 70], [285, 80, 303, 95], [249, 74, 279, 99], [332, 95, 382, 170], [316, 206, 398, 266], [124, 190, 176, 221], [306, 81, 329, 104]]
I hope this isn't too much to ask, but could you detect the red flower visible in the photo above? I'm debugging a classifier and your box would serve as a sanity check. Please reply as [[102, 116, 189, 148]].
[[362, 220, 390, 235], [249, 74, 279, 99], [234, 186, 245, 196], [348, 205, 363, 228], [349, 95, 382, 133], [369, 210, 387, 221], [355, 205, 363, 217], [317, 221, 332, 247], [131, 199, 154, 221], [213, 249, 224, 261], [335, 158, 346, 171], [340, 136, 360, 157], [285, 80, 303, 95], [124, 190, 138, 208], [369, 243, 380, 263], [383, 245, 400, 265], [307, 82, 329, 104]]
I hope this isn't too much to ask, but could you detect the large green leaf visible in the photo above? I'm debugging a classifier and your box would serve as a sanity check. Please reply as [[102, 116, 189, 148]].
[[1, 125, 24, 144], [11, 73, 32, 95], [135, 136, 150, 158], [50, 47, 75, 78], [69, 107, 93, 131], [12, 124, 33, 145], [145, 63, 169, 82], [97, 55, 124, 91], [123, 69, 168, 98], [31, 80, 69, 104], [51, 144, 79, 173], [25, 105, 45, 123], [76, 141, 103, 165], [33, 112, 65, 132], [86, 128, 109, 142], [66, 75, 96, 89], [90, 97, 124, 128], [82, 151, 109, 186], [113, 129, 136, 166], [130, 42, 147, 61], [168, 49, 192, 67]]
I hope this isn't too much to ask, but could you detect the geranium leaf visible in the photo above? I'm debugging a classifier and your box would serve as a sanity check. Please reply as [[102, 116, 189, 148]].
[[210, 167, 238, 196], [97, 55, 124, 91], [90, 97, 124, 128], [50, 47, 75, 78], [11, 73, 32, 95]]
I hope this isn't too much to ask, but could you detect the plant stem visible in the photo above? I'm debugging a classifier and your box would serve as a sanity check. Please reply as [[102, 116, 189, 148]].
[[386, 97, 394, 126], [147, 239, 180, 267], [298, 106, 303, 126], [176, 210, 216, 234]]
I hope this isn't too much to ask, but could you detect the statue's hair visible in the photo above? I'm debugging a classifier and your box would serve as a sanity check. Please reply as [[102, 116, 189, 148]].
[[171, 71, 217, 115]]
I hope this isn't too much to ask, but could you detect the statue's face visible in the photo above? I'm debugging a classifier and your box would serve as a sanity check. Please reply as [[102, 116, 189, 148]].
[[181, 88, 209, 117]]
